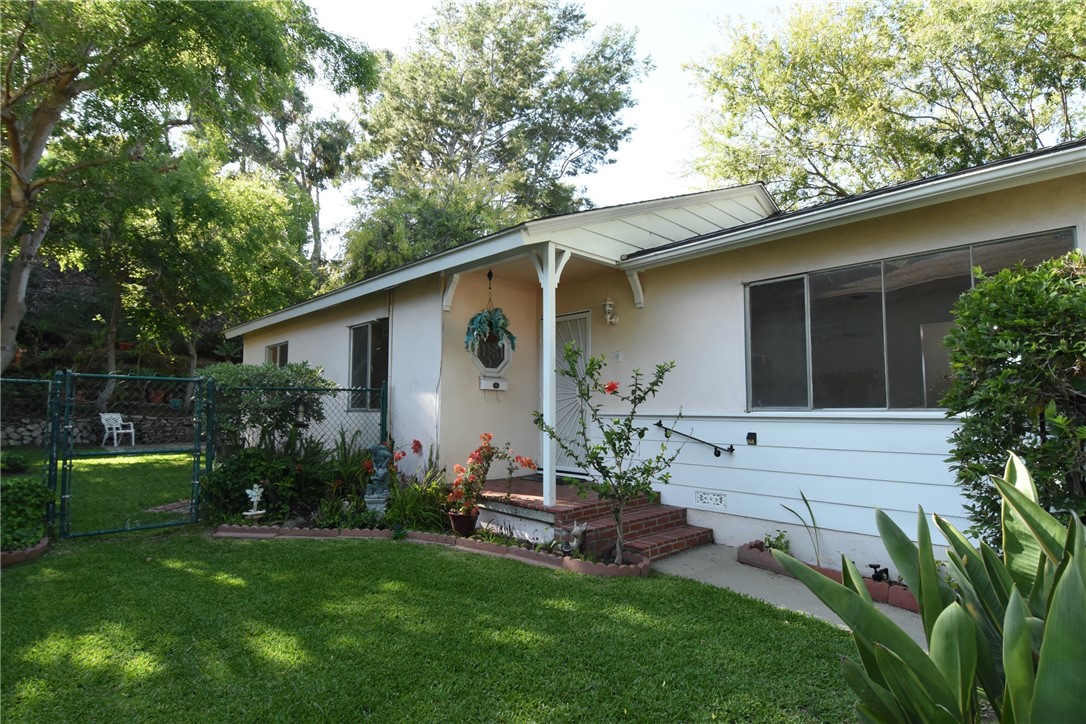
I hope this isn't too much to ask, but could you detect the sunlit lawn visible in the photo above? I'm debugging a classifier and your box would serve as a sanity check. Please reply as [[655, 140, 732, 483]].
[[1, 530, 857, 722]]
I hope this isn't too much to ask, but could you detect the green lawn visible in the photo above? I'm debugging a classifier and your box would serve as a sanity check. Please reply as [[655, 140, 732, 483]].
[[1, 530, 857, 722], [64, 451, 196, 534]]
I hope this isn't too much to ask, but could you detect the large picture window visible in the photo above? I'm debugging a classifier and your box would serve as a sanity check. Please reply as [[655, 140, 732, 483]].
[[747, 229, 1074, 410], [350, 318, 389, 409]]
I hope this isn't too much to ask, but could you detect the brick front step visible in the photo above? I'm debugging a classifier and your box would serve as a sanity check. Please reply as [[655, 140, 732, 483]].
[[566, 504, 713, 562], [626, 525, 715, 561]]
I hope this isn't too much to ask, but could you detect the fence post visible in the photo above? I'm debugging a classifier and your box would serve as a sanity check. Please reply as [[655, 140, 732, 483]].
[[45, 370, 64, 530], [204, 378, 216, 475], [380, 382, 388, 444]]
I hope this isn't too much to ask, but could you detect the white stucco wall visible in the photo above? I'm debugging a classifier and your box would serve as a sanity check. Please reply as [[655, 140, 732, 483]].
[[439, 269, 541, 474], [555, 174, 1085, 569], [239, 277, 444, 476]]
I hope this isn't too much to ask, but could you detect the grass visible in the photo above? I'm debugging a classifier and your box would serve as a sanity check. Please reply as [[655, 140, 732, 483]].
[[7, 446, 196, 535], [1, 529, 858, 722], [65, 451, 196, 534]]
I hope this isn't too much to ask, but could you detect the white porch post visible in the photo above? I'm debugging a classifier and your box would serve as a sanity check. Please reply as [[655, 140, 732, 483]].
[[533, 243, 566, 507]]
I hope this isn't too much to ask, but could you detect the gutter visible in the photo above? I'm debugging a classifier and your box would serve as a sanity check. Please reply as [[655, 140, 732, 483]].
[[621, 143, 1086, 272]]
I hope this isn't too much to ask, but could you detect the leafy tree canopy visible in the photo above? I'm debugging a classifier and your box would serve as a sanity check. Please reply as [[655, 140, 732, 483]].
[[1, 0, 376, 371], [690, 0, 1086, 209], [344, 0, 649, 281]]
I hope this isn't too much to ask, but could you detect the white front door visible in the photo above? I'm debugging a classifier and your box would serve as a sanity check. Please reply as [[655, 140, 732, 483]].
[[554, 312, 590, 475]]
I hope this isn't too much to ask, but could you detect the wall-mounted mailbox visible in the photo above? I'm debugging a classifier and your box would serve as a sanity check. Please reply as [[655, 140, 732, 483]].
[[480, 377, 508, 391]]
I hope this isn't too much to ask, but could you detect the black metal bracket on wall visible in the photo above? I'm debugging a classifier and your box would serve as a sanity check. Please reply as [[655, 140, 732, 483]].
[[654, 421, 736, 457]]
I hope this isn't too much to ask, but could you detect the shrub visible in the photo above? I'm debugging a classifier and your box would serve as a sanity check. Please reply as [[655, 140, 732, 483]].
[[0, 452, 31, 474], [201, 361, 337, 455], [775, 454, 1085, 723], [1, 475, 54, 551], [942, 251, 1086, 544], [534, 343, 680, 563], [385, 466, 449, 532]]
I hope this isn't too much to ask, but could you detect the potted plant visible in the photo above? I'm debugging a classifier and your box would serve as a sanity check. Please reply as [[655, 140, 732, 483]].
[[464, 307, 516, 354], [448, 433, 533, 535]]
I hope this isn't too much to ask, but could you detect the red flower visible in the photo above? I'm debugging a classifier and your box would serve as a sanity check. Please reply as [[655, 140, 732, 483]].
[[362, 459, 375, 475], [411, 439, 423, 455], [604, 380, 620, 395], [394, 450, 406, 463]]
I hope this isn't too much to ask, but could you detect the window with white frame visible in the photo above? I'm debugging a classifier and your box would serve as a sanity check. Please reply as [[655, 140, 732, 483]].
[[747, 229, 1074, 410], [350, 318, 389, 409], [265, 342, 288, 367]]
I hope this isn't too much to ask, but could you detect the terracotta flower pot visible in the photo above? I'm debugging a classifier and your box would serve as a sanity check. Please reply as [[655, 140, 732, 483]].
[[448, 511, 479, 537]]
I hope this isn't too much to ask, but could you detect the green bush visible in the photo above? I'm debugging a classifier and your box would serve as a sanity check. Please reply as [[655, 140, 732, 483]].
[[201, 439, 330, 524], [776, 454, 1085, 723], [0, 452, 31, 474], [202, 361, 337, 455], [942, 251, 1086, 544], [385, 467, 449, 532], [1, 475, 54, 551]]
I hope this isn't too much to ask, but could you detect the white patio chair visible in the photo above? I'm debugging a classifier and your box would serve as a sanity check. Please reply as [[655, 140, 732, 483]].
[[99, 412, 135, 447]]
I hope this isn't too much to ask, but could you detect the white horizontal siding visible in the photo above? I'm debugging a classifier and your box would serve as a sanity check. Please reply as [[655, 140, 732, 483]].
[[617, 413, 969, 540]]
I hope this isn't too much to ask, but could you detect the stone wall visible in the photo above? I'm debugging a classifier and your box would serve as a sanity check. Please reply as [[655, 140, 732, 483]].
[[2, 414, 195, 448]]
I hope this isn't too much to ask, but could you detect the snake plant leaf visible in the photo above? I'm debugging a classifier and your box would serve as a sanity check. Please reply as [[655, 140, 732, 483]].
[[876, 509, 921, 593], [1001, 589, 1035, 724], [841, 656, 905, 723], [1030, 555, 1086, 723], [773, 550, 959, 714], [917, 507, 956, 643], [842, 555, 873, 604], [996, 454, 1064, 562], [928, 603, 978, 721], [936, 516, 1007, 634], [873, 644, 959, 724]]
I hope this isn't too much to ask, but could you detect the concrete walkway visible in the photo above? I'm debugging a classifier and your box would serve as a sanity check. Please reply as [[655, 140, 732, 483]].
[[654, 544, 927, 648]]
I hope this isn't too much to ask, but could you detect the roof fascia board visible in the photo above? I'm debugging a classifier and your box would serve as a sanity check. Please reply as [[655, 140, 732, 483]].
[[227, 228, 529, 337], [524, 184, 777, 236], [621, 146, 1086, 272]]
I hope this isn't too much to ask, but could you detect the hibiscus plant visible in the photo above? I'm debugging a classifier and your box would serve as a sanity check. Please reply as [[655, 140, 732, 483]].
[[534, 344, 680, 563]]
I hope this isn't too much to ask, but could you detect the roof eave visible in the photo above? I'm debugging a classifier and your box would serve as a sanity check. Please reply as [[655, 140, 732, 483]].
[[620, 144, 1086, 272]]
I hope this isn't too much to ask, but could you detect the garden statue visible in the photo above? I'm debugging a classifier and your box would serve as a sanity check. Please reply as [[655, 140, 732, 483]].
[[365, 444, 393, 513], [242, 484, 265, 518]]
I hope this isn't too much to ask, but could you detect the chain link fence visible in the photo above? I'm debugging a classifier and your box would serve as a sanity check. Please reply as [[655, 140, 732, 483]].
[[211, 386, 386, 458], [1, 377, 53, 447]]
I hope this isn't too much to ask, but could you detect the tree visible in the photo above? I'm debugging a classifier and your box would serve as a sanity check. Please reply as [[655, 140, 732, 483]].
[[1, 0, 376, 371], [534, 344, 680, 564], [346, 0, 648, 279], [942, 251, 1086, 545], [690, 0, 1086, 210]]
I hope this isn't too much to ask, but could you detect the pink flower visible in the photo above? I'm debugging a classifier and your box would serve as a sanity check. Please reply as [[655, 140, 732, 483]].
[[604, 380, 620, 395], [453, 463, 466, 474], [411, 439, 423, 455]]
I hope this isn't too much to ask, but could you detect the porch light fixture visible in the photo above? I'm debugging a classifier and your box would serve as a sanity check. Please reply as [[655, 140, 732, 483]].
[[602, 297, 618, 325]]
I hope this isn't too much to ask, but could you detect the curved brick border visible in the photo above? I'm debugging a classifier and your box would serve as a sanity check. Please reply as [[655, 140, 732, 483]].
[[213, 524, 649, 577], [1, 536, 49, 568], [736, 543, 918, 612]]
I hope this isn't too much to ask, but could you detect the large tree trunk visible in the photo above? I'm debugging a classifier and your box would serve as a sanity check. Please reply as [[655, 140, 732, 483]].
[[94, 283, 122, 412], [0, 211, 53, 372], [308, 184, 322, 273]]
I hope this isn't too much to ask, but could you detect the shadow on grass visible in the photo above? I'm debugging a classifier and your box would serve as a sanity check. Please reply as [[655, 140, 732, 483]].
[[2, 532, 856, 722]]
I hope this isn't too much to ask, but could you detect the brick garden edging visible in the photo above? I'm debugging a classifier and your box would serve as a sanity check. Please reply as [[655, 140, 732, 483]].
[[213, 525, 651, 578], [736, 543, 920, 613], [0, 537, 49, 568]]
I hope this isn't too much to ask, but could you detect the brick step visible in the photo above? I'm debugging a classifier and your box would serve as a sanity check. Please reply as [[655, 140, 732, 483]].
[[625, 525, 714, 561], [549, 493, 657, 526], [565, 504, 712, 561]]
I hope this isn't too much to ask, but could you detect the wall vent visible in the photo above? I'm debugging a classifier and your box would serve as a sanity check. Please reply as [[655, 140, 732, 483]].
[[694, 491, 728, 510]]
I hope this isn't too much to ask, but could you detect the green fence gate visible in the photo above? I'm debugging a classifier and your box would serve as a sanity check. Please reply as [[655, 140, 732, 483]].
[[50, 371, 213, 538]]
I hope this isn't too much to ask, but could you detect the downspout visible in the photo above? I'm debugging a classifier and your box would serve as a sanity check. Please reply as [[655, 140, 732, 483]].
[[386, 289, 393, 443]]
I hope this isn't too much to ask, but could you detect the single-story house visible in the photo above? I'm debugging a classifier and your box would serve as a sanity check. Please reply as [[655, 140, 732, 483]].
[[227, 139, 1085, 566]]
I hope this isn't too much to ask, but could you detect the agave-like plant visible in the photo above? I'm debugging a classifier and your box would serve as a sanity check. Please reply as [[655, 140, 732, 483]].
[[774, 453, 1085, 723]]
